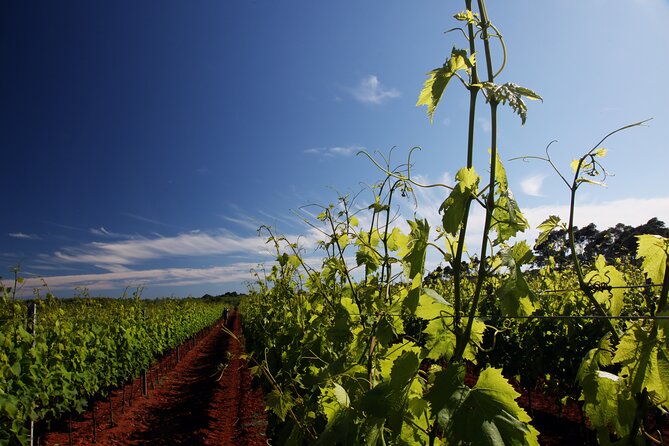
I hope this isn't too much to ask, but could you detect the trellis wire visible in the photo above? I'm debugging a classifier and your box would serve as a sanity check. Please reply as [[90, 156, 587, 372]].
[[536, 282, 662, 295]]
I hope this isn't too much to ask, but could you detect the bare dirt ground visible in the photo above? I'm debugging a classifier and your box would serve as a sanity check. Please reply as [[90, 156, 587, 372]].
[[44, 311, 268, 446]]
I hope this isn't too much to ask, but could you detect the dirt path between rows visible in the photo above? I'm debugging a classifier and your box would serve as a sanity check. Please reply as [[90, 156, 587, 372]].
[[44, 311, 268, 445]]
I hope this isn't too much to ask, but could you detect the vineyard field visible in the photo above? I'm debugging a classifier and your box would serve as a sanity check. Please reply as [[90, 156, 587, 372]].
[[0, 295, 241, 445], [42, 310, 267, 445]]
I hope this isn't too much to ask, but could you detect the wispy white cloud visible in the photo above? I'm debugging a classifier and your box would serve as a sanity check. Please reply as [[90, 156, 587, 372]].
[[520, 174, 546, 197], [89, 227, 135, 238], [52, 231, 272, 269], [256, 209, 303, 231], [8, 232, 40, 240], [11, 263, 261, 294], [347, 75, 400, 104], [121, 212, 176, 228], [221, 215, 261, 232], [304, 145, 364, 158]]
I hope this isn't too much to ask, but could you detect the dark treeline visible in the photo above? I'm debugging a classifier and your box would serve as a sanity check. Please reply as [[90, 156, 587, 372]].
[[534, 217, 668, 268], [425, 218, 668, 281]]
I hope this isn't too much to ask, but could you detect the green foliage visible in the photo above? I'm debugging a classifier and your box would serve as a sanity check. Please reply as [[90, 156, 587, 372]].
[[417, 48, 475, 123], [497, 242, 537, 317], [585, 255, 625, 317], [439, 167, 480, 236], [535, 215, 563, 248], [636, 234, 668, 285], [0, 296, 226, 445], [477, 82, 542, 125], [492, 154, 529, 244], [403, 219, 430, 313], [238, 1, 666, 445]]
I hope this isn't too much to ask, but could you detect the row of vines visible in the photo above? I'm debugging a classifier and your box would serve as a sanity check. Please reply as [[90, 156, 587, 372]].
[[240, 1, 669, 445], [0, 288, 227, 445]]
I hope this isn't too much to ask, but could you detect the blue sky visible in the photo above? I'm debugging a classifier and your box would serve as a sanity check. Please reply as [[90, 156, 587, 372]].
[[2, 0, 668, 298]]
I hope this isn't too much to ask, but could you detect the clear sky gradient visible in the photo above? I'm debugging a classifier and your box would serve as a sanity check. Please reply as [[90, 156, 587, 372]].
[[2, 0, 668, 297]]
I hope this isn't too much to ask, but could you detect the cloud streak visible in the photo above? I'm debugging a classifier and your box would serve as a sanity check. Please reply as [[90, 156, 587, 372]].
[[304, 145, 364, 157], [11, 263, 261, 295], [347, 75, 400, 104], [8, 232, 40, 240], [520, 174, 546, 197], [121, 212, 176, 228], [220, 215, 262, 232], [52, 231, 272, 270]]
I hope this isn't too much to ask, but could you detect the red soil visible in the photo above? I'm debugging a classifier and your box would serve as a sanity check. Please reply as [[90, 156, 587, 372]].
[[43, 311, 268, 446]]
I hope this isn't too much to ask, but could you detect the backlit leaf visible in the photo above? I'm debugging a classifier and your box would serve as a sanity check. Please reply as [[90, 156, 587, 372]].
[[535, 215, 562, 248], [478, 82, 542, 125], [403, 219, 430, 312], [417, 48, 475, 123], [584, 255, 625, 316], [636, 234, 668, 285], [440, 167, 480, 236], [430, 367, 540, 445]]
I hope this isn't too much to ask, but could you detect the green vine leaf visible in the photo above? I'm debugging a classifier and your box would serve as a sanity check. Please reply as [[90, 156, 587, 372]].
[[360, 351, 421, 440], [419, 289, 483, 362], [266, 389, 295, 422], [440, 167, 480, 236], [636, 234, 668, 285], [454, 9, 479, 24], [579, 369, 637, 442], [493, 154, 528, 243], [478, 82, 542, 125], [320, 383, 350, 425], [535, 215, 562, 248], [403, 219, 430, 313], [497, 242, 538, 317], [613, 324, 669, 411], [430, 367, 540, 445], [417, 48, 475, 123], [584, 255, 625, 317]]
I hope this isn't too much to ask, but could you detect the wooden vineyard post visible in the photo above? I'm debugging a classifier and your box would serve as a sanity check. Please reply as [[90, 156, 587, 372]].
[[141, 369, 148, 396], [109, 397, 114, 428], [68, 412, 73, 446], [92, 399, 97, 443]]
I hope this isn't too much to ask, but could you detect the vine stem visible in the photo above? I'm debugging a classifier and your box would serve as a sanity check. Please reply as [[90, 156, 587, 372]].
[[568, 162, 621, 343], [451, 0, 480, 364], [454, 0, 498, 362]]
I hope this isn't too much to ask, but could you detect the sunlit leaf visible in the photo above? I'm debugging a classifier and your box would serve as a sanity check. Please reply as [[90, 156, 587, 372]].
[[492, 154, 528, 243], [453, 9, 478, 24], [440, 167, 480, 236], [584, 255, 625, 316], [636, 234, 668, 285], [429, 367, 539, 445], [417, 48, 475, 123], [477, 82, 542, 125], [403, 219, 430, 312], [535, 215, 562, 248]]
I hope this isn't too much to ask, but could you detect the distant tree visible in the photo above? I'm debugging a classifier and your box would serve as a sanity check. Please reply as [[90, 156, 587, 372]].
[[533, 218, 668, 269]]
